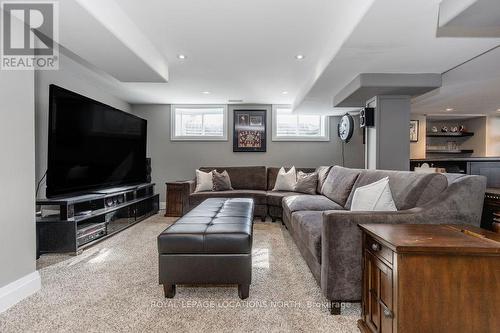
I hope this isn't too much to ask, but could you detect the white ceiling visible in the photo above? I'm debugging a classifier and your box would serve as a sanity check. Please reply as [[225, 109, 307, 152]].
[[95, 0, 375, 105], [53, 0, 500, 115], [294, 0, 500, 114], [412, 45, 500, 116], [58, 0, 168, 82]]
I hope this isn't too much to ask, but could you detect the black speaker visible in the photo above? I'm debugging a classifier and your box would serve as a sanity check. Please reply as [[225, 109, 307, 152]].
[[360, 107, 375, 128], [145, 157, 152, 183]]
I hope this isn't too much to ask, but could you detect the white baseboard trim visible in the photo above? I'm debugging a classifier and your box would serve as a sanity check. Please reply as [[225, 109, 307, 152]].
[[160, 201, 166, 210], [0, 271, 41, 314]]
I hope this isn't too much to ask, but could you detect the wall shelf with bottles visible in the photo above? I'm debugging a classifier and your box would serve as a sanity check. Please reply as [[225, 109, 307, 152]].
[[426, 132, 474, 137]]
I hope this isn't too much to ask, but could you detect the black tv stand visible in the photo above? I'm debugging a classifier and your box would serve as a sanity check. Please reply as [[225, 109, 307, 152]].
[[36, 183, 159, 256]]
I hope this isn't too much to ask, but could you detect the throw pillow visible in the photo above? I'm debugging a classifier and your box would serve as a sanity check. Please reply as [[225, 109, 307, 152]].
[[195, 169, 213, 192], [294, 171, 318, 194], [321, 166, 360, 206], [212, 170, 233, 191], [350, 177, 397, 211], [272, 166, 296, 191], [315, 166, 332, 193]]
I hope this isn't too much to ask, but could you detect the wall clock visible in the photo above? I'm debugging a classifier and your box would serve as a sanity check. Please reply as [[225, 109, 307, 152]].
[[338, 114, 354, 143]]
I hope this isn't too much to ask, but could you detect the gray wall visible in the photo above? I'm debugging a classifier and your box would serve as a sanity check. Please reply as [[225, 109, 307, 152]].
[[132, 104, 365, 202], [366, 96, 410, 171], [35, 52, 131, 197], [0, 68, 36, 287]]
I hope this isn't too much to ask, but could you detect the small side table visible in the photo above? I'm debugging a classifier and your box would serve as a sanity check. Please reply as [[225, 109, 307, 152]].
[[165, 181, 189, 217], [358, 223, 500, 333]]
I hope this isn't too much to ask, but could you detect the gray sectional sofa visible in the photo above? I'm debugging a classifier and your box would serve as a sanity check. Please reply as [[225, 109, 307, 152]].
[[178, 166, 317, 221], [175, 165, 486, 312]]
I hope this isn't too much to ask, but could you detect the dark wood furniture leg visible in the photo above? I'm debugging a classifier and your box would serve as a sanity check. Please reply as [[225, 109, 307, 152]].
[[238, 284, 249, 299], [330, 301, 341, 315], [163, 284, 176, 298]]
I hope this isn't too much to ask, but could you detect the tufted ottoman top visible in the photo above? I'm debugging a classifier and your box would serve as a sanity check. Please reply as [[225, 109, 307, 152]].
[[158, 198, 254, 255]]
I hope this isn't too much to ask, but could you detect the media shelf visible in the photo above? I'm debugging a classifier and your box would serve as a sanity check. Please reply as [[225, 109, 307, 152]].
[[36, 183, 159, 255]]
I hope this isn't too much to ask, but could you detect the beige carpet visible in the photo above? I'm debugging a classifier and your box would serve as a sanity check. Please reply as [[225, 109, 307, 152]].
[[0, 213, 360, 333]]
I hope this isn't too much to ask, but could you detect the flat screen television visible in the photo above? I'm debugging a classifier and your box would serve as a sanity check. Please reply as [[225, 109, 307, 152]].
[[47, 85, 147, 198]]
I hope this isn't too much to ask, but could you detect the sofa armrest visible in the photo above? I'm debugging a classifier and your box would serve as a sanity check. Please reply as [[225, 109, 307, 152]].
[[320, 209, 421, 301], [182, 179, 196, 195]]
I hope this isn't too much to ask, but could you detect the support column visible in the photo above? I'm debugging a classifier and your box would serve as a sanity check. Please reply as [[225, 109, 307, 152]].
[[365, 95, 411, 170]]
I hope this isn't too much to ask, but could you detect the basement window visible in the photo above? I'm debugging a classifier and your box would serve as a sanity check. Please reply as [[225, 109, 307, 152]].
[[272, 106, 329, 141], [171, 105, 228, 141]]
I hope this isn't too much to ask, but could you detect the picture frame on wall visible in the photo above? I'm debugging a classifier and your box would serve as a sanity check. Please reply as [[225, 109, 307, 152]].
[[409, 120, 419, 142], [233, 109, 267, 152]]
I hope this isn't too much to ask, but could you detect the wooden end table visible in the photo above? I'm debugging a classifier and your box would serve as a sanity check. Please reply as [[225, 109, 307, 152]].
[[358, 223, 500, 333]]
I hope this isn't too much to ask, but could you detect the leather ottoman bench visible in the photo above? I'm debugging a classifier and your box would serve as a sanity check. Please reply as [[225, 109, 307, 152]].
[[158, 198, 254, 299]]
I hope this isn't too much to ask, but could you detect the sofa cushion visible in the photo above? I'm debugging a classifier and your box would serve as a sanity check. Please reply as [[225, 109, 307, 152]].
[[315, 166, 332, 193], [199, 166, 267, 190], [290, 211, 324, 264], [266, 191, 299, 207], [345, 170, 448, 210], [283, 195, 344, 215], [212, 170, 233, 191], [190, 190, 267, 207], [350, 177, 397, 211], [294, 171, 318, 195], [273, 166, 297, 191], [195, 169, 213, 192], [267, 167, 316, 190], [321, 166, 361, 206]]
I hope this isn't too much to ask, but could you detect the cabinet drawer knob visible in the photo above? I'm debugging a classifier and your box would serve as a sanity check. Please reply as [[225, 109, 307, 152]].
[[383, 308, 393, 318], [371, 243, 381, 251]]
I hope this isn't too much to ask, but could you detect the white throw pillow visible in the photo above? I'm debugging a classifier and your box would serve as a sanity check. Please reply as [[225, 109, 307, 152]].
[[195, 169, 213, 192], [273, 166, 297, 191], [350, 177, 397, 211]]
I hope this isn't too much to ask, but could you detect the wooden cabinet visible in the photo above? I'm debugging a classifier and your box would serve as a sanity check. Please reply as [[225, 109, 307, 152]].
[[482, 188, 500, 232], [363, 235, 394, 333], [165, 182, 188, 217], [358, 224, 500, 333]]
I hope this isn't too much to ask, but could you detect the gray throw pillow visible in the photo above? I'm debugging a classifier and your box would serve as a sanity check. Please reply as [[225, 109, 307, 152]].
[[294, 171, 318, 195], [212, 170, 233, 191], [315, 166, 332, 193], [322, 166, 360, 207]]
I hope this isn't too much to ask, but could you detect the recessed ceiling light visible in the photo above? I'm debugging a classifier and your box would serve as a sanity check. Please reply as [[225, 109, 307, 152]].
[[282, 91, 289, 95], [497, 108, 500, 112], [202, 91, 210, 94], [445, 108, 454, 112], [177, 54, 186, 60], [295, 54, 304, 60]]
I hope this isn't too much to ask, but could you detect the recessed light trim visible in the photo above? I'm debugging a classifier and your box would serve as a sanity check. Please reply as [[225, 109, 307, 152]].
[[282, 91, 289, 95], [497, 108, 500, 112], [295, 54, 304, 60], [202, 91, 210, 94], [445, 108, 454, 112], [177, 54, 186, 60]]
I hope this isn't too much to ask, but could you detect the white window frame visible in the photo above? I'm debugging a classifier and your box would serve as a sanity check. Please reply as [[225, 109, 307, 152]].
[[171, 104, 228, 141], [272, 105, 329, 142]]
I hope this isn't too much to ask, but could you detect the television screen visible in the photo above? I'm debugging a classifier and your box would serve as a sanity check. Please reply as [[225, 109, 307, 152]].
[[47, 85, 147, 197]]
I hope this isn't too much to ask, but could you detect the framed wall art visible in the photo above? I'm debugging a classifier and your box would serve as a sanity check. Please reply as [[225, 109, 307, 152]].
[[409, 120, 419, 142], [233, 109, 267, 152]]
